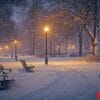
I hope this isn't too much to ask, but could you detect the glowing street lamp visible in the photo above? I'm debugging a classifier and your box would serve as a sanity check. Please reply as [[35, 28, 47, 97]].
[[44, 26, 49, 32], [44, 26, 49, 64], [5, 45, 9, 49], [14, 40, 18, 44], [0, 47, 2, 51], [14, 39, 18, 61]]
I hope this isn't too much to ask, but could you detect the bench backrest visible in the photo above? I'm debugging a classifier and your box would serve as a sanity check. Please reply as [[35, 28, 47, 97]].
[[0, 64, 4, 72], [20, 60, 27, 68]]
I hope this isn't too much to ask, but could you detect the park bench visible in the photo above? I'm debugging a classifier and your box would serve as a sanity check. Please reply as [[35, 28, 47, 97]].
[[0, 64, 14, 90], [20, 60, 35, 72]]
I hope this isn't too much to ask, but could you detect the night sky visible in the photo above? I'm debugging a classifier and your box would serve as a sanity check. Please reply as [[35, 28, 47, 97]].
[[0, 0, 99, 55], [0, 0, 36, 41]]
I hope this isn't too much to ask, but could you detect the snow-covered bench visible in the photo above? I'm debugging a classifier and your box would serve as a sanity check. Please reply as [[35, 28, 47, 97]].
[[20, 60, 35, 72], [0, 64, 14, 90]]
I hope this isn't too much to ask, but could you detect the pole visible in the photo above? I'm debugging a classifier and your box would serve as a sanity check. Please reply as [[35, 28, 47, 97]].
[[15, 43, 18, 61], [45, 32, 48, 64], [79, 31, 82, 57], [11, 43, 13, 58]]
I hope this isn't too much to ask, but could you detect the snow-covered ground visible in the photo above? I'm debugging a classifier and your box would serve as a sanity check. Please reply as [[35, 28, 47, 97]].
[[0, 56, 100, 100]]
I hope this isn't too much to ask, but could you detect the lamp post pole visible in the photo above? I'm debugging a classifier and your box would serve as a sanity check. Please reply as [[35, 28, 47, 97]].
[[45, 32, 48, 64], [14, 40, 18, 61], [44, 26, 49, 65], [10, 43, 13, 58], [15, 43, 17, 60]]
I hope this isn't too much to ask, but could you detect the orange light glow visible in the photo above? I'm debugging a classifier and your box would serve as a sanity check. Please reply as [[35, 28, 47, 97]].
[[5, 45, 9, 49], [44, 26, 49, 32], [14, 40, 18, 44], [0, 47, 2, 50]]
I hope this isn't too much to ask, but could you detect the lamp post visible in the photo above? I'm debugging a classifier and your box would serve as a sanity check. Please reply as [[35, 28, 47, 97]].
[[4, 45, 9, 57], [10, 42, 13, 58], [14, 40, 18, 61], [44, 26, 49, 64]]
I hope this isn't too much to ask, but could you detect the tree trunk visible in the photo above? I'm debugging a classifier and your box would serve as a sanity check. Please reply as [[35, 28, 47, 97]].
[[58, 32, 61, 55], [79, 29, 83, 57], [93, 0, 98, 56], [66, 33, 68, 55], [83, 24, 95, 56], [93, 45, 96, 56], [53, 38, 56, 56], [32, 32, 35, 55], [50, 37, 52, 56], [92, 40, 96, 56], [77, 23, 83, 57]]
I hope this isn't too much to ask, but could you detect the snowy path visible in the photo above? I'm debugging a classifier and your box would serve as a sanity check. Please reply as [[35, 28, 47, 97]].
[[0, 67, 57, 100], [0, 57, 100, 100], [19, 64, 100, 100]]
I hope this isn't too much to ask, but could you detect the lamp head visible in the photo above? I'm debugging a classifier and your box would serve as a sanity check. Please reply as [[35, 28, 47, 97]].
[[44, 26, 49, 32], [14, 40, 18, 44], [5, 45, 9, 49], [0, 47, 2, 50]]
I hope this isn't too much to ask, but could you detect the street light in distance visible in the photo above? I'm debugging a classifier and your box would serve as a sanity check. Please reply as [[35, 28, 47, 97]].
[[14, 39, 18, 61]]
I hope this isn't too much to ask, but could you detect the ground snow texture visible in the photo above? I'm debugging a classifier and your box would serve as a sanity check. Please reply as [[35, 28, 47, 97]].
[[0, 57, 100, 100]]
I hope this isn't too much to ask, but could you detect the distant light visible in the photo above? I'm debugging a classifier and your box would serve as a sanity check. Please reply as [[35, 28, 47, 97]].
[[0, 47, 2, 50], [72, 44, 75, 49], [5, 45, 9, 49], [44, 26, 49, 32], [14, 40, 18, 44]]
